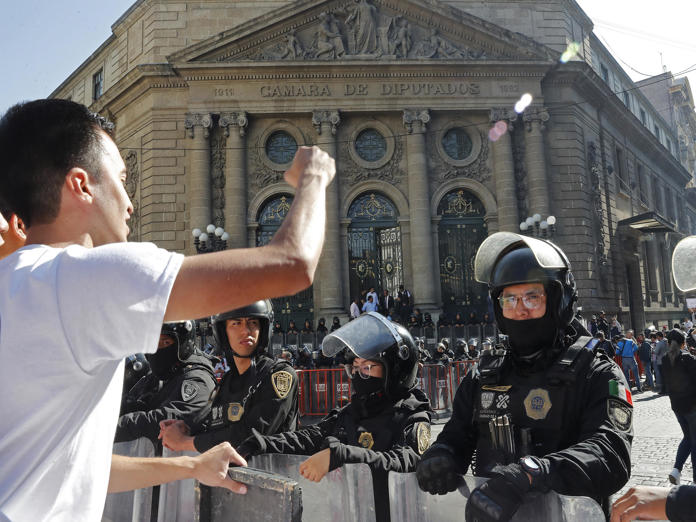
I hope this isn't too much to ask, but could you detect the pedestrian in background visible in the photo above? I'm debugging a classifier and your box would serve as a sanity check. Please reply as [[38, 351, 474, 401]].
[[617, 330, 642, 393], [654, 331, 668, 394], [637, 333, 654, 390], [660, 328, 696, 487]]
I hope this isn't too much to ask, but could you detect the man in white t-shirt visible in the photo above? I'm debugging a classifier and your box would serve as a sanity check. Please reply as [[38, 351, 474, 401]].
[[0, 99, 335, 522]]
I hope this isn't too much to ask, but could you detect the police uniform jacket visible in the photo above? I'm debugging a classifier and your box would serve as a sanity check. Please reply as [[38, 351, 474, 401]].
[[435, 326, 633, 506], [192, 355, 298, 452], [115, 352, 217, 443], [238, 388, 432, 522]]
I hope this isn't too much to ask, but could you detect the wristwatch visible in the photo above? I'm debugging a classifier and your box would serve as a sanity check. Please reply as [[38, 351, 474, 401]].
[[519, 455, 544, 482]]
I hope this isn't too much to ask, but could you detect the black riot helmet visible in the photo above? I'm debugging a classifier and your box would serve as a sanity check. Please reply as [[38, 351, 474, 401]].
[[474, 232, 577, 336], [147, 320, 196, 378], [322, 312, 419, 398], [211, 300, 274, 360]]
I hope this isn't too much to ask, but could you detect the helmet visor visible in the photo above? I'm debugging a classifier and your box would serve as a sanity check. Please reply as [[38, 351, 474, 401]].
[[474, 232, 568, 284], [672, 235, 696, 292], [322, 312, 401, 358]]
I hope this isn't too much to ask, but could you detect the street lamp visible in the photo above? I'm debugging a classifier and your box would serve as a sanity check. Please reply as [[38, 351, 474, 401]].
[[519, 214, 557, 239], [192, 223, 229, 253]]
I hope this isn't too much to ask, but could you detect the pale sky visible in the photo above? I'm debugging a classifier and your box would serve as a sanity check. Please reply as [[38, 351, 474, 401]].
[[0, 0, 694, 115]]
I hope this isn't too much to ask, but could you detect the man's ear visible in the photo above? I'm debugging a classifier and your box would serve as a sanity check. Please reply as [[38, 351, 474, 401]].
[[10, 214, 26, 240], [64, 168, 94, 203]]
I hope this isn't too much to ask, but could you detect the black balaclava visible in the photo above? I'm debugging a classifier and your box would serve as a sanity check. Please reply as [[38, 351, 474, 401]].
[[500, 312, 557, 357], [147, 344, 180, 379]]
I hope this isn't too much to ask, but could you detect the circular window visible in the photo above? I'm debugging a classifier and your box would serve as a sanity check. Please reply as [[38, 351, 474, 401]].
[[355, 129, 387, 162], [265, 131, 298, 165], [442, 128, 473, 161]]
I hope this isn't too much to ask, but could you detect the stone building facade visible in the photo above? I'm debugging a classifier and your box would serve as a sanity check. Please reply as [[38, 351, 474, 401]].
[[51, 0, 695, 330]]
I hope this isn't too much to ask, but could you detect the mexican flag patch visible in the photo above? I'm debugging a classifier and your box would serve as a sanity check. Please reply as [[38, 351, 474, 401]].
[[609, 379, 633, 405]]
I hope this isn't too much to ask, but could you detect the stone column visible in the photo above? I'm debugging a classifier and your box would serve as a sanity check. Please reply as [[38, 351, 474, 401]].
[[312, 110, 344, 314], [645, 236, 661, 303], [403, 109, 437, 309], [523, 109, 551, 217], [185, 113, 213, 231], [490, 109, 519, 232], [220, 112, 248, 249], [660, 236, 674, 306]]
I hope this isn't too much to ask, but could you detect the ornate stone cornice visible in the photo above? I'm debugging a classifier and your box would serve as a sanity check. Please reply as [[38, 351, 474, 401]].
[[184, 113, 213, 138], [312, 110, 341, 135], [219, 111, 249, 137], [522, 108, 550, 132], [403, 108, 430, 133]]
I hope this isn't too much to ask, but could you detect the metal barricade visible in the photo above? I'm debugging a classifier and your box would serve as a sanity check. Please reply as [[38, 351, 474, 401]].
[[271, 333, 284, 358], [388, 473, 604, 522], [451, 360, 478, 391], [296, 368, 352, 417], [102, 438, 157, 522], [417, 364, 452, 414]]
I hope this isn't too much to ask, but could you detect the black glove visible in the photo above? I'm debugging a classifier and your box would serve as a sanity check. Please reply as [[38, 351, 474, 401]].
[[465, 463, 531, 522], [416, 444, 463, 495]]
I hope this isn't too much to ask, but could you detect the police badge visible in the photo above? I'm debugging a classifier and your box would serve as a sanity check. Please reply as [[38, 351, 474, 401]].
[[524, 388, 552, 420], [416, 422, 431, 455], [358, 431, 374, 449], [271, 370, 293, 399], [227, 402, 244, 422], [181, 382, 199, 402]]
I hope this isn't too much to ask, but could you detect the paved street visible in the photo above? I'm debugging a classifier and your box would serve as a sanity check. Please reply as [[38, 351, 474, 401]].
[[431, 386, 693, 496]]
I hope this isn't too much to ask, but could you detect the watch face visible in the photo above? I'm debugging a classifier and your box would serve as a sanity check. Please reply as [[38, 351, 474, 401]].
[[524, 457, 540, 471]]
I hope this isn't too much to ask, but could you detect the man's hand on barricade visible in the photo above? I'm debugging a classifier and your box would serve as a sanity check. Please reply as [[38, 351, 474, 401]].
[[464, 463, 531, 522], [299, 448, 330, 483], [193, 442, 248, 494], [416, 444, 463, 495], [284, 146, 335, 189], [159, 419, 195, 452]]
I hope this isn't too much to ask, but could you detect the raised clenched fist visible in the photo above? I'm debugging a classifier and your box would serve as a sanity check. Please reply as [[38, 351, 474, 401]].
[[284, 146, 336, 189]]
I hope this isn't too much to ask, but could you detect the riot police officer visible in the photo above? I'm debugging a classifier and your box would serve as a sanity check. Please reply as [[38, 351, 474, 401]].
[[116, 321, 217, 443], [416, 232, 632, 521], [159, 300, 298, 452], [237, 312, 433, 522]]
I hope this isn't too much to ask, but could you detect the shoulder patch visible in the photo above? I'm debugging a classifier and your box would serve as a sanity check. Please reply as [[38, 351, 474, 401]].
[[271, 370, 294, 399], [416, 422, 431, 455], [181, 381, 199, 402], [607, 398, 632, 432]]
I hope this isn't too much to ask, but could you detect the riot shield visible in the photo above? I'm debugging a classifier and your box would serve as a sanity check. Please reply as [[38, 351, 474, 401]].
[[299, 332, 316, 353], [157, 448, 198, 522], [408, 326, 423, 341], [438, 325, 453, 347], [271, 333, 284, 358], [102, 438, 156, 522], [248, 454, 376, 522], [482, 323, 497, 341], [424, 326, 437, 352], [466, 325, 482, 345], [208, 466, 302, 522], [286, 333, 299, 353], [388, 473, 604, 522]]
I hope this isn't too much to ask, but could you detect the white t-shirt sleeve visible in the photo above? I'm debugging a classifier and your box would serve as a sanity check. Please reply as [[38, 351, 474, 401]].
[[56, 242, 184, 373]]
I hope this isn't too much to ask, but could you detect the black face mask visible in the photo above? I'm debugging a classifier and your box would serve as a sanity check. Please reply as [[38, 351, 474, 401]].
[[351, 376, 385, 398], [501, 313, 558, 356], [146, 345, 180, 378]]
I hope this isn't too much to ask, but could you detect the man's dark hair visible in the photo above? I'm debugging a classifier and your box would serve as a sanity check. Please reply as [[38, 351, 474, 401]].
[[657, 331, 664, 339], [0, 99, 115, 227]]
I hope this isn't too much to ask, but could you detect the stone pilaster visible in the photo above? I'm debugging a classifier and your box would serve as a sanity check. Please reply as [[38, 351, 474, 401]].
[[403, 108, 437, 309], [490, 109, 519, 232], [645, 236, 661, 303], [185, 113, 213, 230], [523, 108, 551, 217], [312, 110, 344, 314], [220, 111, 248, 249]]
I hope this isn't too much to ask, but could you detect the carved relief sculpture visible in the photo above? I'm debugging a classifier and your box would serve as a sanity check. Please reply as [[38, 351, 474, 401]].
[[312, 110, 341, 135], [588, 141, 609, 289], [345, 0, 378, 55], [280, 30, 306, 59], [210, 127, 226, 228], [124, 150, 140, 241]]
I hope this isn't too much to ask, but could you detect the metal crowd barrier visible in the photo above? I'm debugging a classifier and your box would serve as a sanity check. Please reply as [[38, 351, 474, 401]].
[[388, 473, 604, 521], [417, 363, 452, 414], [451, 360, 478, 390], [296, 368, 352, 417]]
